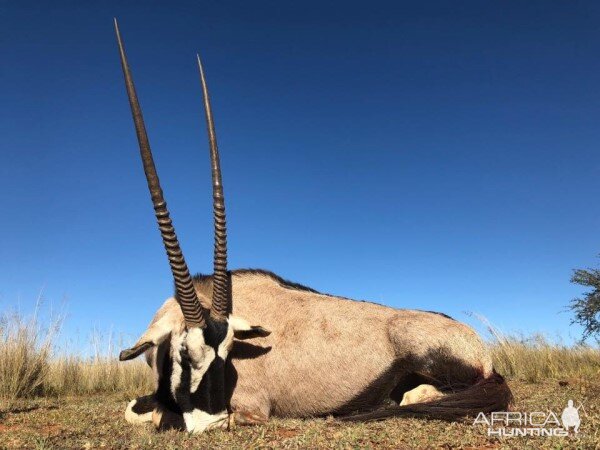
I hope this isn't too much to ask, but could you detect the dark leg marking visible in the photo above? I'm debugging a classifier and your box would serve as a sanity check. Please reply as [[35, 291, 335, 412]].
[[131, 395, 157, 415]]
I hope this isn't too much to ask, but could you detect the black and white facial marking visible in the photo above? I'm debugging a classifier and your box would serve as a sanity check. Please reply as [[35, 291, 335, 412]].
[[148, 315, 270, 434]]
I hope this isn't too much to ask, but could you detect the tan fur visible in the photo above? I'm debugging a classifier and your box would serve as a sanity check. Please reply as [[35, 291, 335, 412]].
[[135, 271, 503, 421]]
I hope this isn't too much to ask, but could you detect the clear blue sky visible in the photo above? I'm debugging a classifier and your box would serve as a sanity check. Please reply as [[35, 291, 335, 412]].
[[1, 1, 599, 348]]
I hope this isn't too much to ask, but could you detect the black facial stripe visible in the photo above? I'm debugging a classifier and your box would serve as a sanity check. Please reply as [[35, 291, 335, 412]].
[[204, 319, 228, 349], [154, 339, 182, 414], [202, 319, 229, 414], [187, 354, 227, 415], [209, 356, 226, 413], [174, 352, 193, 413]]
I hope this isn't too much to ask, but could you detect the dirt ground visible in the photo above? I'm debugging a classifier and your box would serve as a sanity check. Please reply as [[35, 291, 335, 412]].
[[0, 380, 598, 449]]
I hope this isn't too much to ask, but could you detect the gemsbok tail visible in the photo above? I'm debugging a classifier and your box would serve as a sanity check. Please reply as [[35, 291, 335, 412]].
[[340, 371, 512, 422]]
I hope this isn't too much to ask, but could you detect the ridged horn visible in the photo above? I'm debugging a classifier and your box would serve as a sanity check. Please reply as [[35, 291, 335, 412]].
[[114, 19, 206, 328], [196, 55, 229, 319]]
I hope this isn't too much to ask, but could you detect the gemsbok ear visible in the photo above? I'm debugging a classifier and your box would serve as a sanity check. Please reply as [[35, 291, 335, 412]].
[[234, 326, 271, 340], [229, 316, 271, 340], [119, 341, 154, 361], [119, 306, 182, 361]]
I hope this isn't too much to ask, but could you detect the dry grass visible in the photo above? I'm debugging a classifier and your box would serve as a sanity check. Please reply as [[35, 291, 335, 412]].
[[491, 334, 600, 384], [0, 308, 56, 410], [44, 356, 152, 399], [478, 315, 600, 384], [0, 309, 153, 411]]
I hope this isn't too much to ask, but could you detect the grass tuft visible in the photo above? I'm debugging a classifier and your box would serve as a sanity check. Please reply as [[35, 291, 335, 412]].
[[477, 314, 600, 383], [0, 307, 152, 411], [0, 300, 57, 409]]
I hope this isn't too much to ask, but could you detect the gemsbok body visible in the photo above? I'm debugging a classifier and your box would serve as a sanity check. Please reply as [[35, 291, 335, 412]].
[[114, 20, 512, 434]]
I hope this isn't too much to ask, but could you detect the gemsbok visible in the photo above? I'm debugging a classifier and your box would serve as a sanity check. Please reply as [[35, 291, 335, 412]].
[[114, 20, 512, 434]]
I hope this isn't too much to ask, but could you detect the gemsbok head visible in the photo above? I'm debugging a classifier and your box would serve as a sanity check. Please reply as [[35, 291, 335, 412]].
[[114, 19, 269, 433]]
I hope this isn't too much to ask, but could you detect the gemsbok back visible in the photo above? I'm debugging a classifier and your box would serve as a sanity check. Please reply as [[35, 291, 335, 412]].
[[114, 20, 512, 434]]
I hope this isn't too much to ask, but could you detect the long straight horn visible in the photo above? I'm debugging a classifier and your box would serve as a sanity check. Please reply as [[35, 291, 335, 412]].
[[114, 19, 205, 328], [196, 55, 229, 319]]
